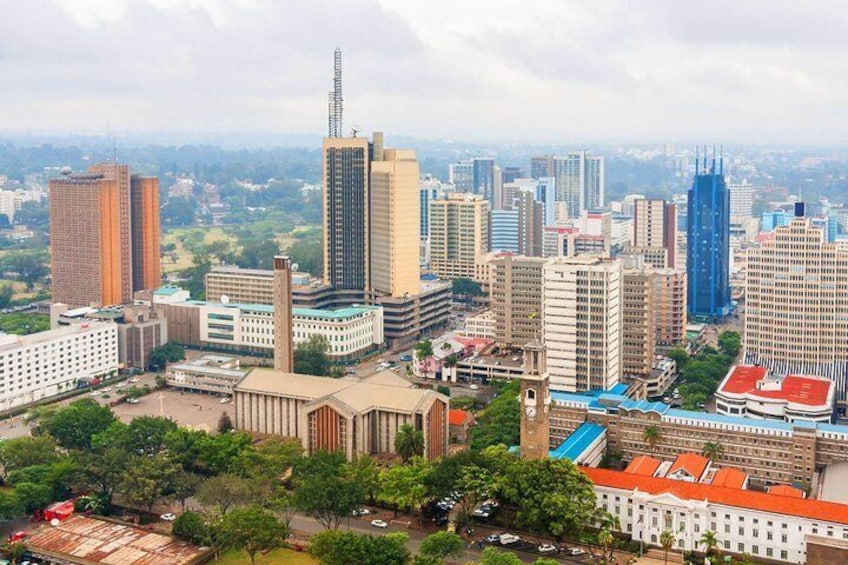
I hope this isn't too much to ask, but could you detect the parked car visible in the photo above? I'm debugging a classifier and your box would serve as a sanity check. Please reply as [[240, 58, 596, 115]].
[[352, 508, 372, 517], [568, 548, 586, 556], [499, 533, 520, 545], [219, 397, 231, 404], [469, 384, 479, 390], [400, 355, 413, 362], [538, 543, 558, 554], [485, 534, 501, 543], [126, 397, 140, 404], [160, 513, 177, 521], [370, 519, 388, 529]]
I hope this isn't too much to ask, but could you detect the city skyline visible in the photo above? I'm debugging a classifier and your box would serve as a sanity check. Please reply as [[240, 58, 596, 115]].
[[4, 1, 848, 143]]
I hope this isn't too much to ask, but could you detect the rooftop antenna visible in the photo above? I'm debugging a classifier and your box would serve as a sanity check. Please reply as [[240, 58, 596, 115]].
[[328, 47, 343, 138], [719, 144, 724, 176], [696, 146, 700, 175], [106, 121, 118, 163]]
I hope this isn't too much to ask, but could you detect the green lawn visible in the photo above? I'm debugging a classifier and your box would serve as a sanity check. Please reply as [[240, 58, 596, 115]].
[[217, 547, 317, 565]]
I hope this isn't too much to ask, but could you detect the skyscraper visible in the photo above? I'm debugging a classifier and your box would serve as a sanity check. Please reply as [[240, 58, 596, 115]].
[[490, 254, 545, 346], [584, 154, 605, 210], [472, 158, 495, 202], [727, 180, 753, 217], [515, 189, 544, 257], [632, 198, 677, 268], [490, 209, 519, 252], [49, 164, 160, 308], [370, 149, 420, 298], [530, 155, 553, 179], [687, 154, 731, 319], [745, 216, 848, 399], [543, 256, 621, 392], [448, 161, 474, 192], [552, 151, 605, 219], [419, 177, 445, 242], [322, 137, 370, 292]]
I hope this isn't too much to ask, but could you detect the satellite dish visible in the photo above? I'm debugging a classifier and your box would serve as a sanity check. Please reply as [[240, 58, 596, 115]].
[[351, 124, 362, 138], [221, 295, 230, 304], [291, 263, 299, 272], [51, 518, 60, 527]]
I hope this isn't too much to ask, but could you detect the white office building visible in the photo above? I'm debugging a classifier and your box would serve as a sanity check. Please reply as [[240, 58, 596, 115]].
[[0, 322, 119, 411]]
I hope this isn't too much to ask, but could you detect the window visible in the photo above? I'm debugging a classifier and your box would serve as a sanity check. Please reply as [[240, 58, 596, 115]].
[[724, 541, 730, 550], [780, 550, 788, 560], [781, 534, 787, 543]]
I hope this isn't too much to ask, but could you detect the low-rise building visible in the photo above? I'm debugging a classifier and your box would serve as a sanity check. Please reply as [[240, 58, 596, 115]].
[[0, 321, 118, 411], [456, 354, 525, 383], [234, 369, 448, 461], [716, 365, 835, 423], [163, 300, 383, 361], [463, 308, 495, 339], [585, 465, 848, 564], [165, 354, 247, 394], [449, 409, 476, 443]]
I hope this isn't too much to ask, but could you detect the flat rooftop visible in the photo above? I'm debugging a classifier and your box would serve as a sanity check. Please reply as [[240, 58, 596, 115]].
[[0, 320, 114, 352], [550, 422, 605, 461], [719, 365, 832, 407], [25, 515, 210, 565]]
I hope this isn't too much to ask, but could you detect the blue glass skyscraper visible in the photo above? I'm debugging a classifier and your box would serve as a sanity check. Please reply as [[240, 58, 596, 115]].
[[687, 153, 731, 319]]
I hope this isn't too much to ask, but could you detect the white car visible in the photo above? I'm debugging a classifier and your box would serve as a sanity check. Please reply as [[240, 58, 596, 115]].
[[126, 397, 140, 404], [538, 543, 558, 554], [219, 397, 231, 404], [469, 384, 479, 390], [129, 377, 140, 383], [160, 513, 177, 522], [370, 519, 388, 528], [568, 548, 586, 556], [90, 390, 100, 396], [499, 533, 520, 545]]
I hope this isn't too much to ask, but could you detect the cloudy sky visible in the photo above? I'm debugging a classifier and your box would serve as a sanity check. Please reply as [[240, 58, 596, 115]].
[[2, 0, 847, 143]]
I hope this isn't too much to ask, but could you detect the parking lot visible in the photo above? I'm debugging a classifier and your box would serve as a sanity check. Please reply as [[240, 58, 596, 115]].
[[111, 388, 230, 432]]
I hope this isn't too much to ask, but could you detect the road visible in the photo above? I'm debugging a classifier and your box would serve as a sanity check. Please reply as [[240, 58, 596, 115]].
[[289, 513, 627, 564]]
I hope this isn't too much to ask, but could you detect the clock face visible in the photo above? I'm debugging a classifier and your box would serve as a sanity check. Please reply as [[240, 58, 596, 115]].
[[525, 406, 537, 418]]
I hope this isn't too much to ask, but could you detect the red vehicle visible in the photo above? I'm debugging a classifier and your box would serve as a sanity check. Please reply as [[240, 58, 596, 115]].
[[8, 531, 28, 542]]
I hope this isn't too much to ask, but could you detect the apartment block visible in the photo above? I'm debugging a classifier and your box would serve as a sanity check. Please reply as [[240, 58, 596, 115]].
[[543, 256, 621, 391], [632, 198, 677, 268]]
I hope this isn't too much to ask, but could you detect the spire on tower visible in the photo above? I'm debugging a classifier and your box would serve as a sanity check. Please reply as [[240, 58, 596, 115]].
[[328, 48, 344, 138]]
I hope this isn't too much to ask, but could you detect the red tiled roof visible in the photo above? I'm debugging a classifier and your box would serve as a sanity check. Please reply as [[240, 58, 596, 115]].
[[720, 366, 831, 406], [449, 409, 473, 426], [625, 456, 661, 476], [769, 485, 806, 499], [710, 468, 748, 490], [668, 453, 709, 480], [582, 467, 848, 525]]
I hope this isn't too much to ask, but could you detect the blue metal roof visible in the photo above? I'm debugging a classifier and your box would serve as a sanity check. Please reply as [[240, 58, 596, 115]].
[[551, 391, 592, 405], [550, 422, 606, 461], [619, 399, 670, 415], [609, 383, 630, 396], [664, 409, 795, 431]]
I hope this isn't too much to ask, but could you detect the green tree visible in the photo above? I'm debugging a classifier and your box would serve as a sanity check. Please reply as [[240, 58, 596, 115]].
[[168, 470, 202, 511], [643, 425, 662, 456], [311, 530, 411, 565], [294, 334, 333, 376], [419, 531, 464, 561], [532, 559, 560, 565], [699, 530, 719, 557], [70, 448, 129, 510], [480, 547, 522, 565], [6, 251, 49, 290], [0, 490, 21, 521], [149, 342, 186, 371], [222, 505, 288, 565], [470, 380, 520, 450], [172, 510, 209, 545], [660, 530, 676, 565], [394, 424, 425, 462], [236, 238, 280, 270], [0, 436, 58, 478], [164, 428, 208, 472], [196, 473, 253, 515], [667, 347, 690, 372], [718, 331, 742, 358], [379, 457, 432, 518], [702, 441, 724, 462], [120, 454, 180, 512], [197, 431, 253, 475], [231, 436, 303, 482], [345, 454, 381, 505], [2, 540, 27, 565], [507, 457, 596, 542], [94, 416, 178, 457], [452, 277, 484, 298], [0, 285, 12, 309], [598, 528, 614, 561], [180, 253, 212, 300], [414, 340, 434, 363], [292, 450, 363, 529], [45, 399, 117, 450], [13, 482, 53, 513], [286, 234, 323, 277], [218, 411, 234, 434]]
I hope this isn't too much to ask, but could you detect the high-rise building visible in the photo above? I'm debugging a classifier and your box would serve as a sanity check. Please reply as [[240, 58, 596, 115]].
[[687, 155, 731, 319], [419, 177, 445, 242], [515, 189, 544, 257], [552, 152, 604, 218], [530, 155, 553, 179], [472, 158, 495, 202], [49, 164, 160, 308], [490, 254, 545, 346], [448, 161, 474, 192], [632, 199, 677, 268], [370, 149, 420, 298], [728, 180, 753, 217], [745, 216, 848, 399], [322, 137, 370, 293], [535, 177, 556, 226], [584, 154, 605, 210], [543, 256, 621, 392], [490, 210, 519, 252], [429, 193, 489, 280], [761, 210, 791, 232], [621, 267, 687, 379], [502, 166, 522, 184]]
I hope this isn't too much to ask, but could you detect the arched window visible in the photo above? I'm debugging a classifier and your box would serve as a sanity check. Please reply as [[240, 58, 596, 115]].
[[526, 389, 536, 400]]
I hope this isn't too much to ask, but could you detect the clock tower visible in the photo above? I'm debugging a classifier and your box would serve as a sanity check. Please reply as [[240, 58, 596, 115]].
[[520, 341, 552, 459]]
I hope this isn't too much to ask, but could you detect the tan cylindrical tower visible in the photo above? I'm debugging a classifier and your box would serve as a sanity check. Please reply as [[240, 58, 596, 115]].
[[273, 255, 294, 373]]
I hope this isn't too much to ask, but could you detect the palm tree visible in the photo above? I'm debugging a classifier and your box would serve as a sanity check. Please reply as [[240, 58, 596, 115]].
[[394, 423, 424, 462], [643, 425, 662, 456], [699, 530, 719, 558], [702, 441, 724, 462], [659, 530, 675, 565], [598, 528, 614, 562]]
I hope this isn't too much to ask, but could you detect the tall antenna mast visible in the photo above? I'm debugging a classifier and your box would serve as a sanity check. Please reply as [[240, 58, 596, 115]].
[[333, 48, 343, 138]]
